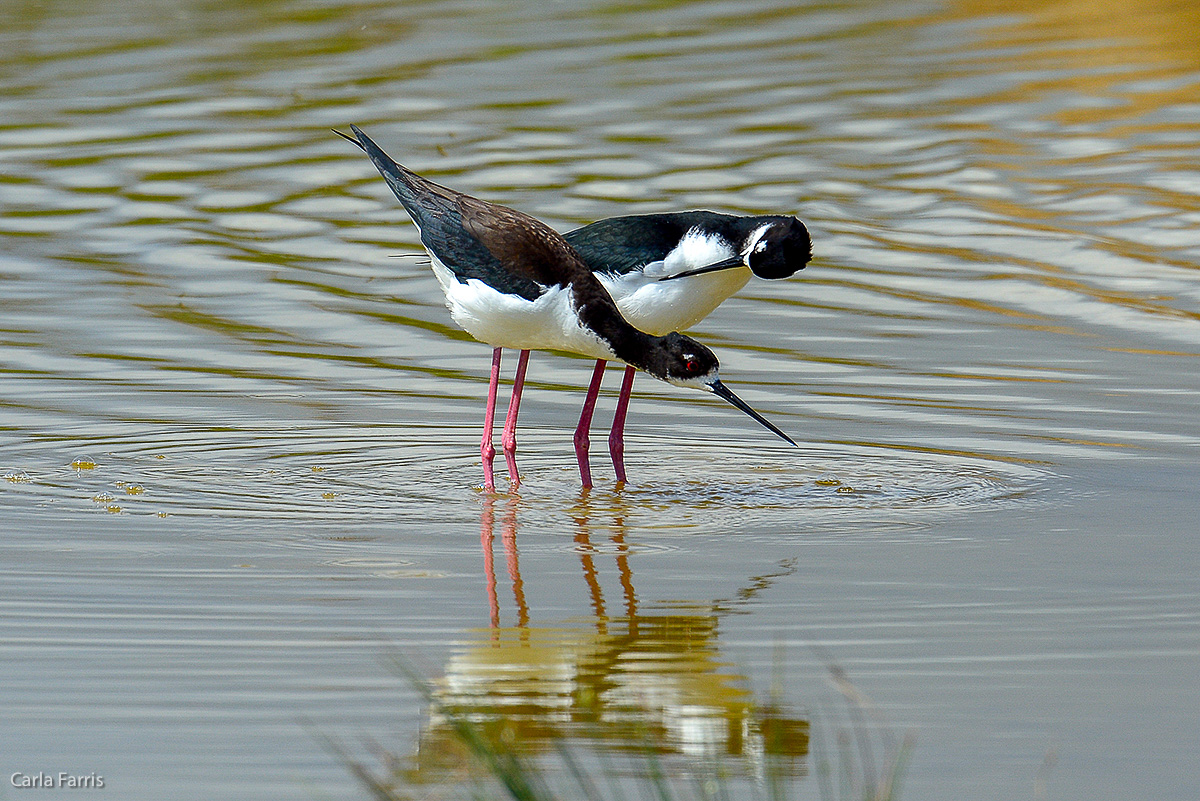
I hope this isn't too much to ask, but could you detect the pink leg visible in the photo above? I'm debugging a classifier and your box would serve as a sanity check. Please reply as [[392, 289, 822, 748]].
[[608, 365, 636, 484], [501, 349, 530, 490], [481, 348, 502, 491], [574, 360, 607, 489]]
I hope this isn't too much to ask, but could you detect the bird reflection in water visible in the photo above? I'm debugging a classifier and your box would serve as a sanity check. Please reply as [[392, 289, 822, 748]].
[[396, 494, 809, 789]]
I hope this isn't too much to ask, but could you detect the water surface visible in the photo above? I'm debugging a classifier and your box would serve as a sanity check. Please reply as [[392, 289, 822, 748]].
[[2, 1, 1198, 799]]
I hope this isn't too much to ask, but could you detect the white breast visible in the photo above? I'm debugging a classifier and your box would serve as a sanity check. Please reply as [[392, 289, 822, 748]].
[[428, 257, 617, 360], [597, 229, 751, 335]]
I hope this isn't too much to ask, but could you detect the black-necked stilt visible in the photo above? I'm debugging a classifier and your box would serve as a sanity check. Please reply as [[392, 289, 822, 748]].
[[567, 210, 811, 331], [336, 125, 795, 490], [560, 210, 810, 486]]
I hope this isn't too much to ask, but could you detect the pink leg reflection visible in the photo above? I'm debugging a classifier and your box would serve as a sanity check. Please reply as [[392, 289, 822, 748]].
[[499, 498, 528, 628], [480, 496, 499, 629]]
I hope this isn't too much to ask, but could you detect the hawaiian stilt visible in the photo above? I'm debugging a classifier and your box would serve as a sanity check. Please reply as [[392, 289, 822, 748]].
[[336, 125, 795, 490], [563, 210, 811, 485]]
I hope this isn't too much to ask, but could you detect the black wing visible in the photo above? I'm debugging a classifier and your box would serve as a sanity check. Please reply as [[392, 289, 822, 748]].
[[564, 211, 737, 276]]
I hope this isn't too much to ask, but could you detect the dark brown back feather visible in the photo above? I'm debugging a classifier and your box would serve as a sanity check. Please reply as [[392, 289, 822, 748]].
[[458, 195, 587, 289]]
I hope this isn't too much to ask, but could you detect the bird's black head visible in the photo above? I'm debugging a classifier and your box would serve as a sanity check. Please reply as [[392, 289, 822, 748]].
[[643, 332, 720, 387], [746, 217, 812, 280]]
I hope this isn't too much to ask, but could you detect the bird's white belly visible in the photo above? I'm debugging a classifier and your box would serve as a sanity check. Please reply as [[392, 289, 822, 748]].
[[429, 259, 617, 360], [599, 265, 752, 336]]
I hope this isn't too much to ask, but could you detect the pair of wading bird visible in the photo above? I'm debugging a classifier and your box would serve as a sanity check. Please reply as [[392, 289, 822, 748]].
[[337, 126, 812, 490]]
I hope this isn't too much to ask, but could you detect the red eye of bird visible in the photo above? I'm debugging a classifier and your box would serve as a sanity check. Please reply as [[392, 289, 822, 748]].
[[685, 357, 700, 373]]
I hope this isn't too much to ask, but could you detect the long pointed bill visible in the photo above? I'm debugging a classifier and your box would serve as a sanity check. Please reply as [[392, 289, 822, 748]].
[[707, 379, 796, 446], [659, 255, 744, 281]]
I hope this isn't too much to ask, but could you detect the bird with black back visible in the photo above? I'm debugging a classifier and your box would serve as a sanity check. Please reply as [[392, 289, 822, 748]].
[[336, 125, 802, 491]]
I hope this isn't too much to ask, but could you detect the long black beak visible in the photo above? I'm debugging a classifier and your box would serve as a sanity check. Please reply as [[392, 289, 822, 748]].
[[659, 255, 744, 281], [708, 379, 796, 446]]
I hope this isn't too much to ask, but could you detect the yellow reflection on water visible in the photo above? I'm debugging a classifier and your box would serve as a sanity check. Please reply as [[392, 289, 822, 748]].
[[936, 0, 1200, 176], [948, 0, 1200, 70], [398, 494, 808, 786]]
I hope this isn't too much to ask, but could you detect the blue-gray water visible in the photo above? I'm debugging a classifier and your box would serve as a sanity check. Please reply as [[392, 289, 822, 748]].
[[2, 1, 1198, 799]]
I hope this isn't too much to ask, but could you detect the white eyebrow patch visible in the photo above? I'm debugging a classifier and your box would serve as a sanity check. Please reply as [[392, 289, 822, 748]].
[[745, 223, 774, 255]]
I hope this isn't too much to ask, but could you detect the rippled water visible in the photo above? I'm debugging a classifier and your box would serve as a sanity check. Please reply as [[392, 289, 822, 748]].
[[3, 1, 1198, 799]]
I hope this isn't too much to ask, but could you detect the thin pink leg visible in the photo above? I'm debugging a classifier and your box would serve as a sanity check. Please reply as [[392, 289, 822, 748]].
[[574, 359, 607, 489], [608, 365, 636, 485], [481, 348, 502, 491], [501, 349, 530, 490]]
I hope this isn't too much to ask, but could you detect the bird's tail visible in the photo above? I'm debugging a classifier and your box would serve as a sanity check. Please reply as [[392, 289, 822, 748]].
[[334, 125, 429, 216], [332, 128, 365, 152]]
